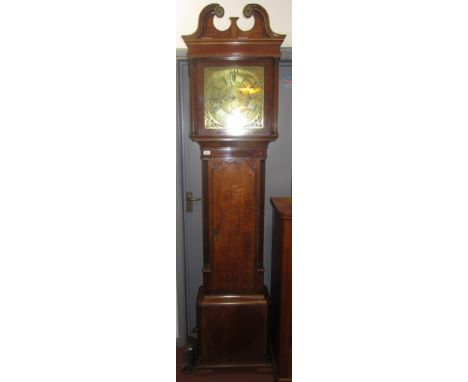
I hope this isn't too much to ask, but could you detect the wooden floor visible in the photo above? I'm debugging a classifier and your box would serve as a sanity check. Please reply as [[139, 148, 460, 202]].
[[176, 348, 275, 382]]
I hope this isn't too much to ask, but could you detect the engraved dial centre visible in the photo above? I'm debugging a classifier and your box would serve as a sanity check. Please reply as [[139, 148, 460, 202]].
[[204, 66, 264, 130]]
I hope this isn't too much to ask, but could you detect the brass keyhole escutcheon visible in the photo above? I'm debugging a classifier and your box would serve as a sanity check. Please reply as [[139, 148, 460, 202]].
[[213, 228, 220, 240]]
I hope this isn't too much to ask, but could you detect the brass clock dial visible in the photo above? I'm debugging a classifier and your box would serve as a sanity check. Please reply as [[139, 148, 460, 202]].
[[204, 66, 264, 130]]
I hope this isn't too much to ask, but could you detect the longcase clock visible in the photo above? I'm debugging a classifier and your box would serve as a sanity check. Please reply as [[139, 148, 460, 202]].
[[181, 3, 285, 372]]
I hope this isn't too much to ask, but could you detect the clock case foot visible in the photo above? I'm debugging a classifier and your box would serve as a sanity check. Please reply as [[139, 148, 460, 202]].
[[180, 328, 198, 374]]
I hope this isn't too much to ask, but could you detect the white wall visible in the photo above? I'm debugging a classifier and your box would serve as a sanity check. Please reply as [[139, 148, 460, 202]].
[[176, 0, 291, 48]]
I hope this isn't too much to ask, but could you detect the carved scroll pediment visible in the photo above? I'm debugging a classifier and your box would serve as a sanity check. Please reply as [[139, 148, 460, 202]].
[[182, 3, 286, 44]]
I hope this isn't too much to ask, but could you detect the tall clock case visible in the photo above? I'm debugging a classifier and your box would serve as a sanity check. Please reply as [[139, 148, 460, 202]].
[[190, 58, 279, 140], [182, 3, 286, 370]]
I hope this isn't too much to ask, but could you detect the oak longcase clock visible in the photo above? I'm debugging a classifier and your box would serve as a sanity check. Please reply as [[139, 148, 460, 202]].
[[181, 3, 285, 372]]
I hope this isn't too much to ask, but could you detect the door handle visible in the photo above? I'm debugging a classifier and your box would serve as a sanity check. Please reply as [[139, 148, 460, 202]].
[[186, 192, 202, 213]]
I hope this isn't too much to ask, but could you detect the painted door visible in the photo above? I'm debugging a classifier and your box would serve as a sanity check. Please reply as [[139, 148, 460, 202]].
[[177, 57, 292, 340]]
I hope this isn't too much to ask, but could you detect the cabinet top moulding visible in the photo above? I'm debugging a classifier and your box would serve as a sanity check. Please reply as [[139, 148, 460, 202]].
[[182, 3, 286, 59]]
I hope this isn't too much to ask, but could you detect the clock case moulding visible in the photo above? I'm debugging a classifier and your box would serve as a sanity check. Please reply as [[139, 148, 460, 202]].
[[181, 3, 286, 373]]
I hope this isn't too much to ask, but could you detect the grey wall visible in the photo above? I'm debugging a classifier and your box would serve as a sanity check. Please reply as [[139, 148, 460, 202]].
[[263, 59, 292, 290]]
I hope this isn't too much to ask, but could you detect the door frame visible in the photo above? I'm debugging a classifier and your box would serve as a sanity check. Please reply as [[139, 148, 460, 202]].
[[176, 53, 189, 347]]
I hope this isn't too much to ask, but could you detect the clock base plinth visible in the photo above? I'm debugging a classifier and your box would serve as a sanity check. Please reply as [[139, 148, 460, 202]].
[[195, 286, 271, 369]]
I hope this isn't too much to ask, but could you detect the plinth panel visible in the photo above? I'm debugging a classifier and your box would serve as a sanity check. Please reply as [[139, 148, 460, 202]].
[[197, 287, 270, 366]]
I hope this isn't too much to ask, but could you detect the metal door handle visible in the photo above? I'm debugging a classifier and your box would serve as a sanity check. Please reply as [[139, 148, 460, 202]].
[[187, 196, 202, 202], [186, 192, 201, 212]]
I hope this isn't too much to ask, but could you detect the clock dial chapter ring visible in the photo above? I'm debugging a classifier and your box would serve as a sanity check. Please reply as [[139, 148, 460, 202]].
[[204, 66, 264, 130]]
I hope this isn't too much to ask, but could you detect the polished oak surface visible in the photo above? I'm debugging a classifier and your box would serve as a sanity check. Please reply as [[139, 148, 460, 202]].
[[182, 4, 285, 59], [209, 159, 257, 292], [197, 287, 270, 366], [270, 197, 292, 382]]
